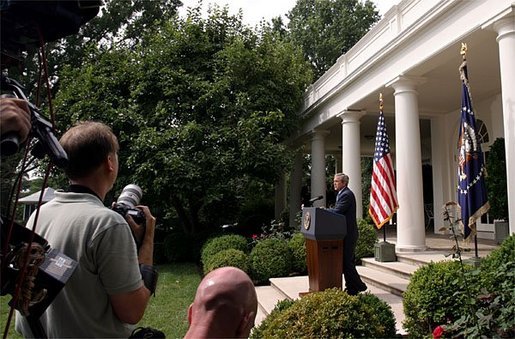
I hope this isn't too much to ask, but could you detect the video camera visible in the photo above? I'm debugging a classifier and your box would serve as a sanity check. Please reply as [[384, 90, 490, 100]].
[[0, 218, 77, 318], [1, 0, 101, 62], [1, 74, 69, 167]]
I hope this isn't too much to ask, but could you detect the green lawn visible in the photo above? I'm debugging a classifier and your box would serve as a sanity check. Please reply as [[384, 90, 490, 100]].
[[1, 262, 201, 338]]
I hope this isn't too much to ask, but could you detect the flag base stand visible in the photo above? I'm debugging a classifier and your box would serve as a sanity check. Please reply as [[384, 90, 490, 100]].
[[374, 242, 397, 262]]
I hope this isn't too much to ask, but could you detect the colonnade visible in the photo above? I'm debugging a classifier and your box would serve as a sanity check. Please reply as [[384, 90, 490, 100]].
[[280, 12, 515, 248]]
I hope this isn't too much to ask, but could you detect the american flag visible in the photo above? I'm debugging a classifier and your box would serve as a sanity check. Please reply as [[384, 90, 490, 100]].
[[457, 51, 489, 241], [369, 97, 398, 229]]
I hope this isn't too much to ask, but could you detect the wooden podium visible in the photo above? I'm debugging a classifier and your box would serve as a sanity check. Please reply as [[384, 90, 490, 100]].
[[301, 207, 347, 293]]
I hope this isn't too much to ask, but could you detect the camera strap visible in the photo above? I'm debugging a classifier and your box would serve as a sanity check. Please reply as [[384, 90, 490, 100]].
[[67, 184, 101, 201]]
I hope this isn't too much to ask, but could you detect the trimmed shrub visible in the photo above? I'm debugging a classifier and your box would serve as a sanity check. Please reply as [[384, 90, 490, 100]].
[[356, 219, 378, 264], [250, 238, 292, 284], [250, 299, 295, 339], [288, 232, 306, 274], [200, 234, 248, 266], [250, 288, 396, 338], [403, 260, 481, 338], [203, 248, 250, 275]]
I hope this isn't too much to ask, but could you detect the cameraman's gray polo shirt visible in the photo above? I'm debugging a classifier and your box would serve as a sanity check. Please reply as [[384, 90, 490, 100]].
[[15, 192, 143, 338]]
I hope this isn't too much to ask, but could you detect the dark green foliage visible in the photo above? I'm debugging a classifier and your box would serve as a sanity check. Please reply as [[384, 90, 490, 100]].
[[441, 236, 515, 338], [445, 263, 515, 338], [356, 219, 378, 263], [51, 4, 313, 238], [361, 157, 373, 215], [486, 138, 508, 220], [250, 238, 292, 284], [287, 0, 380, 79], [152, 242, 168, 265], [200, 234, 248, 267], [203, 249, 250, 275], [251, 288, 396, 338], [403, 261, 481, 338], [238, 194, 275, 236], [250, 299, 295, 339], [163, 231, 197, 263], [288, 232, 307, 274], [480, 234, 515, 290]]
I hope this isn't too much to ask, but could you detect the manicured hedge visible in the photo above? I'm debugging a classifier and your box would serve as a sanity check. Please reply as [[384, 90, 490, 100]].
[[251, 288, 396, 338]]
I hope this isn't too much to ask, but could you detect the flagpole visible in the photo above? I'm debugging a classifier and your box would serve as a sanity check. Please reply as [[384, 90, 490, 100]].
[[371, 92, 398, 261], [459, 43, 481, 262], [379, 93, 388, 244]]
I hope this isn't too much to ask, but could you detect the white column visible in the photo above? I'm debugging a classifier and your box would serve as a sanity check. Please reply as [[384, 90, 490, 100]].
[[493, 15, 515, 234], [289, 150, 304, 228], [430, 115, 454, 234], [311, 130, 329, 207], [387, 76, 426, 251], [337, 110, 365, 219]]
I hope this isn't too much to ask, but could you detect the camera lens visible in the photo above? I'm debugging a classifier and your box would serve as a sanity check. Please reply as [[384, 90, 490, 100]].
[[117, 184, 142, 208]]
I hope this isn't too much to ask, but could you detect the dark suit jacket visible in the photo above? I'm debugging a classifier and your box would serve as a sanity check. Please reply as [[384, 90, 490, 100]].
[[328, 186, 357, 237]]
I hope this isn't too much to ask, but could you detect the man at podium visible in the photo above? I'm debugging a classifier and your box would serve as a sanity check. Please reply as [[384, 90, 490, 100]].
[[328, 173, 368, 295]]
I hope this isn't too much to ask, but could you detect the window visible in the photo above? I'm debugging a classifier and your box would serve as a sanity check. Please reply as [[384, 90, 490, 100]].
[[476, 119, 489, 144]]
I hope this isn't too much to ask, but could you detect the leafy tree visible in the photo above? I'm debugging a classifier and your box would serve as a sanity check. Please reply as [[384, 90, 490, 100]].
[[3, 0, 182, 108], [287, 0, 380, 79], [52, 5, 313, 236]]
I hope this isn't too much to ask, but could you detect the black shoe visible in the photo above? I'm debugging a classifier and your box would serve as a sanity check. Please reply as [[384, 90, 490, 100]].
[[357, 283, 367, 292], [344, 288, 358, 296], [345, 283, 367, 296]]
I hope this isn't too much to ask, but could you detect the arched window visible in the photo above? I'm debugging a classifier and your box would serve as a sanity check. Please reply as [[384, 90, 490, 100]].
[[476, 119, 489, 144]]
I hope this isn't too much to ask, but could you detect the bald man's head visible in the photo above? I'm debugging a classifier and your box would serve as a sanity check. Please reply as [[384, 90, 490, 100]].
[[185, 267, 257, 339]]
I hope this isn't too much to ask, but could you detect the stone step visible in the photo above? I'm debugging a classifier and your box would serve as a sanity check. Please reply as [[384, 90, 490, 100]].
[[361, 257, 418, 280], [255, 285, 288, 316], [357, 265, 409, 297], [396, 251, 452, 266]]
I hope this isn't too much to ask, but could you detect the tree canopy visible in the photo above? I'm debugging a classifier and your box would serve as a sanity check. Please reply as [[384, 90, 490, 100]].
[[5, 0, 381, 236], [51, 4, 313, 235], [287, 0, 380, 79]]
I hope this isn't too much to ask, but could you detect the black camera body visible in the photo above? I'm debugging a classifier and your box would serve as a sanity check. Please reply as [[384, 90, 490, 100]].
[[112, 184, 145, 225], [112, 203, 145, 225]]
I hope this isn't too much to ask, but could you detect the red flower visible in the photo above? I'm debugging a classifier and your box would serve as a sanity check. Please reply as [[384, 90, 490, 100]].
[[251, 234, 258, 239], [433, 325, 445, 339]]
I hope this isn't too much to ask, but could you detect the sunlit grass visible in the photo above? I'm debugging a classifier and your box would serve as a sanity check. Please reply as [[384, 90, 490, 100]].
[[139, 263, 201, 337], [1, 262, 201, 338]]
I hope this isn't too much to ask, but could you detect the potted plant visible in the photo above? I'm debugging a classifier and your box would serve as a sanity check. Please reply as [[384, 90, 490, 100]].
[[485, 138, 509, 244]]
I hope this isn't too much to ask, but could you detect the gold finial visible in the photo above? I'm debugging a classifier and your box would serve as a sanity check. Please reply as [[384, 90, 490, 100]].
[[379, 93, 383, 111], [460, 43, 467, 60]]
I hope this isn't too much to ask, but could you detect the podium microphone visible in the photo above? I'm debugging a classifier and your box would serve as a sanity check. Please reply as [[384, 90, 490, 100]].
[[309, 195, 324, 203]]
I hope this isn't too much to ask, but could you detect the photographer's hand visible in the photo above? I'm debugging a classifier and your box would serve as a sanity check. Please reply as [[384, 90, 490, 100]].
[[134, 205, 155, 266], [126, 214, 145, 245], [0, 98, 31, 154]]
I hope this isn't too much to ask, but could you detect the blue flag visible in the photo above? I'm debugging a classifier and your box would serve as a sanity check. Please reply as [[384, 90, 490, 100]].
[[457, 58, 490, 241]]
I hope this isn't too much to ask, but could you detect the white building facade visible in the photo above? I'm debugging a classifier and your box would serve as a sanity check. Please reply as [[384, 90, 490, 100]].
[[285, 0, 514, 251]]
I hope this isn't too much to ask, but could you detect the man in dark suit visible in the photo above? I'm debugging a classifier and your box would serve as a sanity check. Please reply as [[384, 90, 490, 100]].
[[328, 173, 367, 295]]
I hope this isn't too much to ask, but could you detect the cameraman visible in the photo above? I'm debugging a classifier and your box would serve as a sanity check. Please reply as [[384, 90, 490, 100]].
[[15, 121, 157, 338]]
